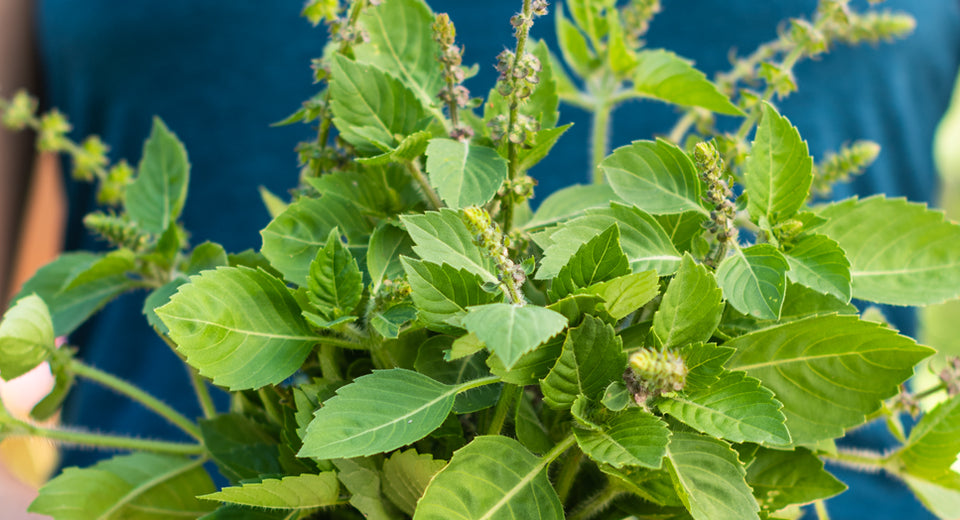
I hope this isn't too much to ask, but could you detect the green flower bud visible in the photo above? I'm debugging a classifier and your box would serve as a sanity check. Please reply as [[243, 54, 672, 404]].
[[1, 90, 38, 130]]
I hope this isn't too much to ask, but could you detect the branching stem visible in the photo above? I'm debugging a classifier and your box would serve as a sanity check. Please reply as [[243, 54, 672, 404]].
[[502, 0, 534, 233]]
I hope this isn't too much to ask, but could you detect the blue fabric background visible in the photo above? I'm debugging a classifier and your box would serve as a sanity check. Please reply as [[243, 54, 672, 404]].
[[35, 1, 960, 517]]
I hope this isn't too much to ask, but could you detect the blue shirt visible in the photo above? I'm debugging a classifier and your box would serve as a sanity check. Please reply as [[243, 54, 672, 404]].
[[37, 1, 960, 518]]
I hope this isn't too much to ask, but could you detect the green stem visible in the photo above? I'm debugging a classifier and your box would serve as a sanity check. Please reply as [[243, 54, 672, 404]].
[[69, 359, 202, 441], [14, 419, 205, 455], [814, 500, 831, 520], [542, 433, 576, 465], [485, 383, 521, 436], [567, 479, 624, 520], [734, 44, 805, 142], [318, 344, 344, 381], [502, 0, 534, 234], [554, 447, 583, 505], [822, 448, 891, 474], [913, 381, 948, 401], [405, 160, 443, 210], [187, 366, 217, 420], [591, 102, 612, 182], [457, 375, 503, 393], [319, 335, 367, 350]]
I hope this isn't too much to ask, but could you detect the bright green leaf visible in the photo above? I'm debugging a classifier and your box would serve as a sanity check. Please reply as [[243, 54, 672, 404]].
[[680, 343, 734, 392], [633, 50, 743, 116], [517, 123, 573, 172], [199, 473, 339, 509], [658, 370, 791, 445], [816, 196, 960, 305], [665, 431, 760, 520], [333, 458, 403, 520], [354, 0, 444, 115], [535, 203, 681, 279], [725, 314, 934, 446], [525, 184, 622, 230], [548, 224, 630, 301], [414, 436, 563, 520], [745, 102, 813, 224], [582, 270, 659, 320], [382, 449, 447, 516], [307, 228, 363, 320], [542, 315, 626, 409], [556, 6, 596, 77], [415, 335, 500, 414], [784, 234, 852, 302], [401, 209, 498, 283], [260, 195, 370, 285], [124, 118, 190, 234], [356, 130, 432, 166], [367, 222, 415, 293], [716, 244, 789, 320], [299, 369, 458, 459], [29, 452, 215, 519], [425, 138, 508, 209], [896, 394, 960, 479], [305, 165, 421, 218], [902, 471, 960, 520], [654, 254, 723, 349], [157, 267, 319, 390], [0, 294, 54, 380], [602, 139, 709, 216], [402, 258, 500, 333], [462, 303, 567, 370], [574, 408, 670, 469]]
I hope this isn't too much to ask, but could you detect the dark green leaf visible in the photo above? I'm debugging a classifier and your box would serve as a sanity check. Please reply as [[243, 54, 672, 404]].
[[200, 414, 284, 483], [143, 277, 187, 335], [486, 333, 565, 385], [525, 184, 622, 230], [402, 258, 500, 333], [415, 335, 500, 414], [124, 118, 190, 233], [333, 458, 403, 520], [548, 224, 630, 301], [542, 315, 626, 408], [575, 408, 670, 469], [367, 222, 415, 292], [307, 228, 363, 319], [516, 391, 555, 454], [157, 266, 319, 390], [186, 241, 229, 274], [746, 448, 846, 512], [305, 165, 421, 218]]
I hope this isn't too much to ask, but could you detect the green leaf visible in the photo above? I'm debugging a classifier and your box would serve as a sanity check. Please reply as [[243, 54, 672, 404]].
[[370, 304, 418, 339], [816, 195, 960, 306], [329, 55, 428, 152], [305, 165, 421, 218], [567, 0, 607, 48], [356, 130, 432, 166], [425, 138, 508, 209], [657, 211, 709, 253], [367, 222, 415, 293], [486, 333, 565, 386], [354, 0, 444, 116], [462, 303, 567, 370], [680, 343, 734, 392], [516, 392, 555, 454], [142, 277, 186, 335], [716, 244, 789, 320], [542, 315, 626, 408], [725, 314, 934, 446], [402, 258, 500, 333], [301, 0, 338, 26], [307, 228, 363, 319], [517, 123, 573, 172], [199, 414, 285, 483], [0, 294, 54, 380], [896, 394, 960, 479], [575, 408, 670, 468], [382, 449, 447, 516], [258, 185, 288, 219], [654, 254, 723, 349], [199, 473, 339, 510], [261, 195, 370, 285], [602, 139, 709, 216], [658, 370, 790, 445], [745, 102, 813, 224], [414, 436, 563, 520], [415, 335, 501, 414], [556, 6, 596, 77], [783, 234, 852, 302], [664, 431, 760, 520], [599, 465, 684, 507], [333, 458, 403, 520], [124, 118, 190, 234], [525, 184, 622, 230], [535, 203, 682, 279], [29, 452, 215, 519], [299, 369, 459, 459], [157, 266, 319, 390], [746, 448, 846, 512], [582, 270, 659, 320], [633, 50, 743, 116], [902, 472, 960, 519], [548, 224, 630, 301], [200, 505, 298, 520], [30, 362, 74, 421], [401, 209, 498, 283], [186, 241, 229, 274]]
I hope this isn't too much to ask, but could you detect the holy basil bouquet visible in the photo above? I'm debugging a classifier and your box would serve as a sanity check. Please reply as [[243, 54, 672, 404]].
[[2, 0, 960, 519]]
